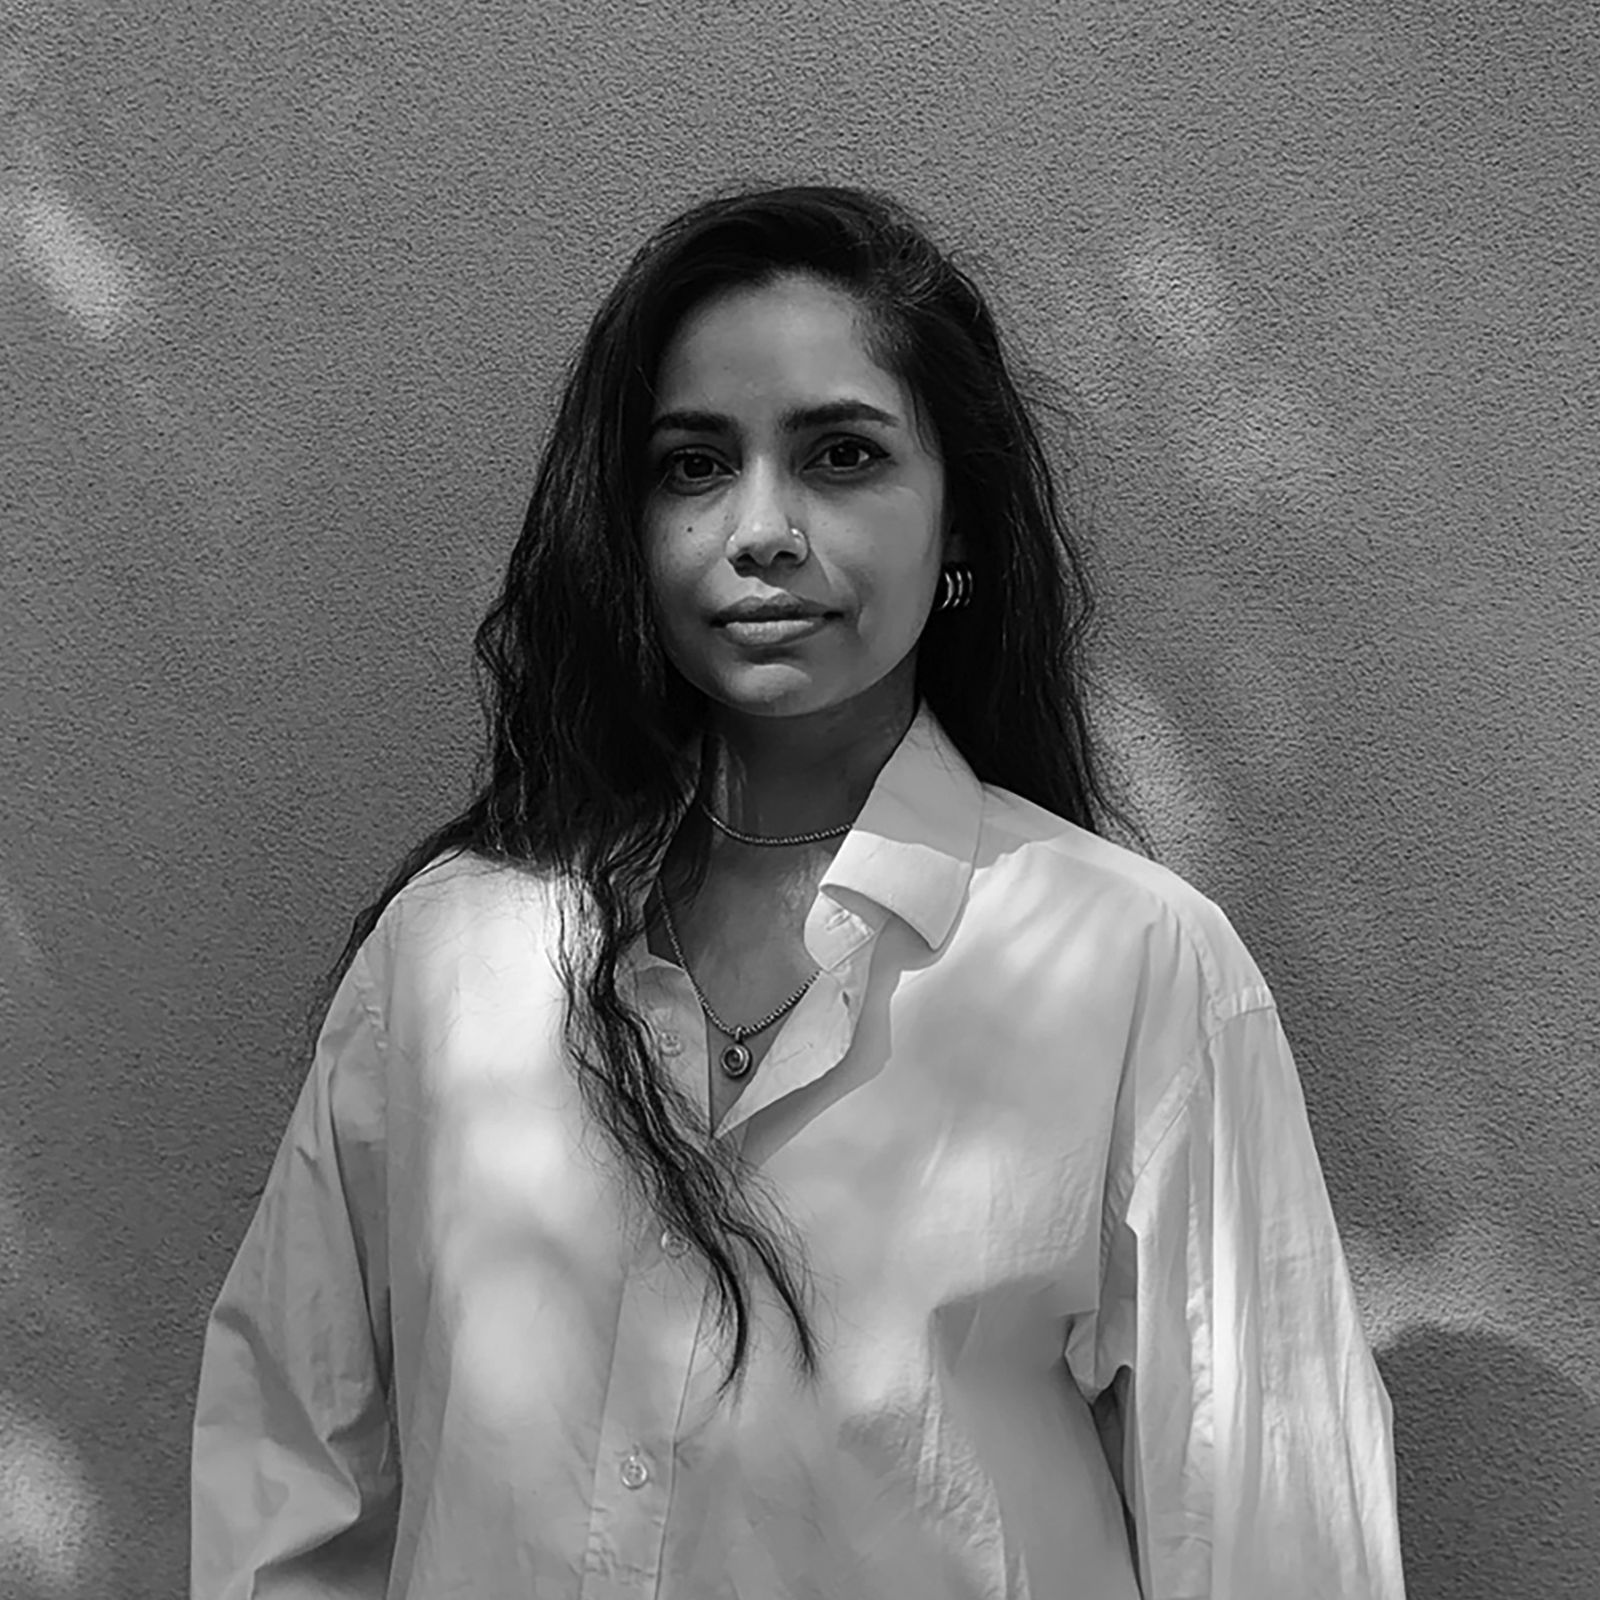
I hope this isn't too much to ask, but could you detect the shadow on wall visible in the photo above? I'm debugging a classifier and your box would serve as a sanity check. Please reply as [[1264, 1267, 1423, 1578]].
[[1380, 1326, 1597, 1600]]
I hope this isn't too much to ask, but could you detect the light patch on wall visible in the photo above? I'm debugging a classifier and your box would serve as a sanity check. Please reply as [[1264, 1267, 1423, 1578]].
[[2, 178, 146, 342], [1124, 224, 1231, 361], [1122, 221, 1339, 509], [0, 875, 47, 1001], [1092, 666, 1230, 881], [1183, 374, 1337, 510], [0, 1397, 97, 1599], [1, 110, 292, 652]]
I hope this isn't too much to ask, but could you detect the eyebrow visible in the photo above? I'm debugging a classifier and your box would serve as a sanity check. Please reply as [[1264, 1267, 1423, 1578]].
[[646, 399, 902, 440]]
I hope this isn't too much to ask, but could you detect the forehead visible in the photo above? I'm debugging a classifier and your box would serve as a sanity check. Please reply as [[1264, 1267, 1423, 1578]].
[[652, 273, 903, 412]]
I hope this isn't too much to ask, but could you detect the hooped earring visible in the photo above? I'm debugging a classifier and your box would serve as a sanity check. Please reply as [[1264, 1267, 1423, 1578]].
[[933, 562, 975, 612]]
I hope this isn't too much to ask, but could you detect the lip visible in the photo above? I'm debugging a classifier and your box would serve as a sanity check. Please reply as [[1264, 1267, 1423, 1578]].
[[718, 614, 833, 645], [713, 595, 836, 625]]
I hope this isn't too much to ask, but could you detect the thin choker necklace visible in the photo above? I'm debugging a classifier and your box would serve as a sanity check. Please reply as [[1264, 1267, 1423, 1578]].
[[696, 798, 852, 848]]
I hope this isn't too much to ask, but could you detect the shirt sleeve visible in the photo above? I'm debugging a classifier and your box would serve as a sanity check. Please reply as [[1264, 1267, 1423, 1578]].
[[1085, 1003, 1407, 1600], [191, 947, 398, 1599]]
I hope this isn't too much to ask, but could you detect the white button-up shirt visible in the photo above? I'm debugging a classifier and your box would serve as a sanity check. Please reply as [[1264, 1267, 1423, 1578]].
[[191, 708, 1406, 1598]]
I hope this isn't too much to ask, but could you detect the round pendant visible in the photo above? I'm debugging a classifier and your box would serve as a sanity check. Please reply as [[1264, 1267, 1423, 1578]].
[[719, 1041, 753, 1079]]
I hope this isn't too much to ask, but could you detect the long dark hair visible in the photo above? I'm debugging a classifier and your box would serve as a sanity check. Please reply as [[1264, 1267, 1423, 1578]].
[[320, 183, 1137, 1393]]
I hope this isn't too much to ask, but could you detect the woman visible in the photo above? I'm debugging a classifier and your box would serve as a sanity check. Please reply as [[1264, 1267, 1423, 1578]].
[[191, 184, 1406, 1598]]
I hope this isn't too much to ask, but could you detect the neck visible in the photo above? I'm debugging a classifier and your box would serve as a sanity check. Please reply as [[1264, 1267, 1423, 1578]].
[[705, 670, 917, 840]]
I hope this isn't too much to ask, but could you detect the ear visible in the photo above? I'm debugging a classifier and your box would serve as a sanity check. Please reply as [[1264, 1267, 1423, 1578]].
[[941, 505, 967, 563]]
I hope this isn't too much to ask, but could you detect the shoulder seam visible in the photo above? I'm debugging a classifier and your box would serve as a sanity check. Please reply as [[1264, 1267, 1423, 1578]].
[[1121, 991, 1284, 1203], [1205, 984, 1278, 1037]]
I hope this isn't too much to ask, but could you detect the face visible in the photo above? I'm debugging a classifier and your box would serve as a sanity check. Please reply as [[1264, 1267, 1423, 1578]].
[[641, 272, 952, 727]]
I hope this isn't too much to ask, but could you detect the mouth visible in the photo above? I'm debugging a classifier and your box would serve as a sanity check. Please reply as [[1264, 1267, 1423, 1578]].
[[716, 612, 835, 646], [712, 595, 836, 626]]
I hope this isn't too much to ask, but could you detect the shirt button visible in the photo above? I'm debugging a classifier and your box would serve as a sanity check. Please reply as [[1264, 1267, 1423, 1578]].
[[657, 1029, 683, 1056], [620, 1450, 651, 1490], [660, 1228, 688, 1259]]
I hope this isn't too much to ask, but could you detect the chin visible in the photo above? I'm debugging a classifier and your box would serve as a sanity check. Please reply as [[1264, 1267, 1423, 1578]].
[[713, 685, 835, 720], [701, 664, 842, 719]]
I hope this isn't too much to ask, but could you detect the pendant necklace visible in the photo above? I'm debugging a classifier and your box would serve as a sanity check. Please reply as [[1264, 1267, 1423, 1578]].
[[656, 888, 818, 1080]]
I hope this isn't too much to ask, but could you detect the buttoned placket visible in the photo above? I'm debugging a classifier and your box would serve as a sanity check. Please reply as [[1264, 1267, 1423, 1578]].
[[577, 1225, 714, 1599], [579, 918, 880, 1596], [579, 966, 710, 1599]]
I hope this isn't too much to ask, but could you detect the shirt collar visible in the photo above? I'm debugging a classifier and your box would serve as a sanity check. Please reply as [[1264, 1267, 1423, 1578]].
[[819, 703, 983, 951]]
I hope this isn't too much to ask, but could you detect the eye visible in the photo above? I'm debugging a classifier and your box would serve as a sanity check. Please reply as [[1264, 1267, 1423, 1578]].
[[813, 437, 887, 474], [659, 449, 730, 493]]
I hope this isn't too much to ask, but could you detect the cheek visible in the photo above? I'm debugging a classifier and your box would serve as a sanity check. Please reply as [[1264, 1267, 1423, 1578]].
[[642, 529, 717, 677], [642, 522, 695, 608], [851, 536, 942, 632]]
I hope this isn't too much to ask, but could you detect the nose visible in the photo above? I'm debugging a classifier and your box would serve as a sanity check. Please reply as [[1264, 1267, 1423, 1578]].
[[725, 469, 806, 570]]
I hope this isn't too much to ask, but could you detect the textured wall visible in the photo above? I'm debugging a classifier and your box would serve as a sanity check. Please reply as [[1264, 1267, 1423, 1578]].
[[3, 1, 1596, 1594]]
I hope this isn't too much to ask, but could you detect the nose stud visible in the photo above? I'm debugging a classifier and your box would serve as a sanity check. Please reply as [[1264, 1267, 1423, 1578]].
[[725, 524, 809, 561]]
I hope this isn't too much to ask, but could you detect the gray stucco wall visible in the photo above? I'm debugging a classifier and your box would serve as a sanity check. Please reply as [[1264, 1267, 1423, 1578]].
[[3, 1, 1596, 1594]]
